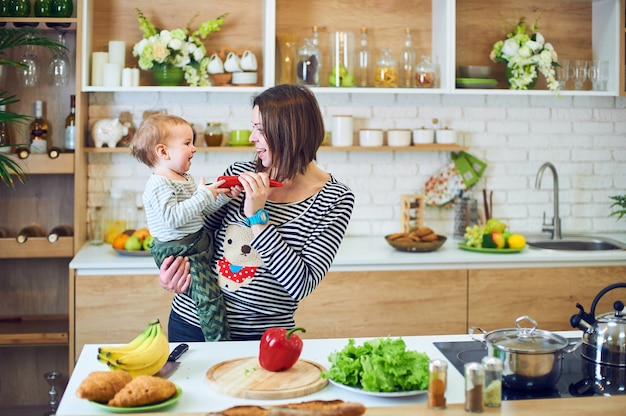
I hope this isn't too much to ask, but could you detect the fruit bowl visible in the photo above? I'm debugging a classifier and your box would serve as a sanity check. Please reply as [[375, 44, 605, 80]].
[[385, 235, 447, 252], [114, 248, 151, 257]]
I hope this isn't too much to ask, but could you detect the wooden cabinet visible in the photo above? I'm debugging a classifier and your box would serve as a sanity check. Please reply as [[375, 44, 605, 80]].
[[0, 7, 88, 413], [467, 266, 626, 332]]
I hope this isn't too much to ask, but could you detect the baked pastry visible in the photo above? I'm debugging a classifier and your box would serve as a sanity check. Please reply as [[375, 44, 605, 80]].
[[75, 370, 132, 403], [208, 400, 366, 416], [107, 375, 177, 407]]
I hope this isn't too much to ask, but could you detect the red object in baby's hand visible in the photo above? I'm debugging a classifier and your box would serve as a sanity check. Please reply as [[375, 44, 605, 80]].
[[217, 175, 283, 188]]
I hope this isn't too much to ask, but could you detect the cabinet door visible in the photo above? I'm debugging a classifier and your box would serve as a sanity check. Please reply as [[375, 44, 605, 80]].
[[73, 274, 173, 362], [468, 267, 626, 331], [295, 269, 468, 338]]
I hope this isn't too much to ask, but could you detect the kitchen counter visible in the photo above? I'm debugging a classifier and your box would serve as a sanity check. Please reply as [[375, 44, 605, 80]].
[[70, 234, 626, 274], [58, 331, 622, 415]]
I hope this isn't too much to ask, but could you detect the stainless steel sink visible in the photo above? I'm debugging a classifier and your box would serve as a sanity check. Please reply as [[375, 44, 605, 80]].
[[527, 236, 625, 251]]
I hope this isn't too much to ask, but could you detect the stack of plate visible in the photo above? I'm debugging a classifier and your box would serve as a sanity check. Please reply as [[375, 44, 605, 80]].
[[232, 72, 258, 85], [456, 65, 497, 89]]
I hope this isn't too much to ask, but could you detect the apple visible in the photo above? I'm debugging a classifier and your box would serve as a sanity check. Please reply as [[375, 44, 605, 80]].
[[142, 235, 154, 251], [124, 235, 142, 251]]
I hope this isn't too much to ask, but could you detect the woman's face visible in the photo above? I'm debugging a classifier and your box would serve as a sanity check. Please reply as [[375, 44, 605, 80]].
[[251, 105, 272, 168]]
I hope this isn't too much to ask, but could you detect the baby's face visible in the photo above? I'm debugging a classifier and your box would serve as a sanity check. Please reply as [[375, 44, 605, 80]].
[[162, 124, 196, 175]]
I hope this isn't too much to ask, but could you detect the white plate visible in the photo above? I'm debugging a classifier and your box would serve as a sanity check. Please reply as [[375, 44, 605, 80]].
[[329, 379, 427, 398]]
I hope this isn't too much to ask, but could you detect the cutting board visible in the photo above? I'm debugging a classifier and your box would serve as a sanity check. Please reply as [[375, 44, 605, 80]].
[[206, 356, 328, 399]]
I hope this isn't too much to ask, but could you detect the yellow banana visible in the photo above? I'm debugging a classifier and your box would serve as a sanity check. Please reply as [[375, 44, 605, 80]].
[[114, 320, 169, 374], [98, 319, 159, 356], [99, 324, 157, 363]]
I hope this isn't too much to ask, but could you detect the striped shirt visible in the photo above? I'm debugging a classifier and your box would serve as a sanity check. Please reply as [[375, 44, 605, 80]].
[[143, 173, 228, 242], [171, 161, 355, 340]]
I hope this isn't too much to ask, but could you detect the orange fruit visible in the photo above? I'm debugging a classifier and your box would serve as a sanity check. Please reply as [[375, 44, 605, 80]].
[[112, 234, 129, 250], [132, 228, 151, 242]]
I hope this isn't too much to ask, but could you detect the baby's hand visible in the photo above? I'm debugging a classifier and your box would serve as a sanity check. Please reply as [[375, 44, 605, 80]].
[[204, 177, 230, 197]]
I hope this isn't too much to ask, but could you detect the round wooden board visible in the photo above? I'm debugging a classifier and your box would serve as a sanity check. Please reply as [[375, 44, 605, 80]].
[[206, 356, 328, 399]]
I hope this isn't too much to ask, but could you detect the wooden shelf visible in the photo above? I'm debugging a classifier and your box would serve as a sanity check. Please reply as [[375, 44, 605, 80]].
[[86, 144, 467, 153], [0, 237, 74, 259], [0, 314, 69, 346], [6, 153, 75, 175]]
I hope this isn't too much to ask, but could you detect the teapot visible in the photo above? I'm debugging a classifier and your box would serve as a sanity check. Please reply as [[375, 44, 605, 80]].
[[570, 282, 626, 366]]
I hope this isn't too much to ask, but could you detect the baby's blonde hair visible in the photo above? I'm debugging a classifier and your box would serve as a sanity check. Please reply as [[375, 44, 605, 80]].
[[131, 114, 191, 167]]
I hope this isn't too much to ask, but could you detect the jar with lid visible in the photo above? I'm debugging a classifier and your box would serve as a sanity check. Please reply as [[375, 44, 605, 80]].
[[464, 362, 484, 413], [296, 38, 320, 86], [415, 55, 437, 88], [428, 359, 447, 409], [374, 48, 398, 88], [204, 122, 224, 147], [481, 356, 502, 407]]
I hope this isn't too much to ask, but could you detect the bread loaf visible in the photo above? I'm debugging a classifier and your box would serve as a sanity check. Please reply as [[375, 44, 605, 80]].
[[208, 400, 366, 416]]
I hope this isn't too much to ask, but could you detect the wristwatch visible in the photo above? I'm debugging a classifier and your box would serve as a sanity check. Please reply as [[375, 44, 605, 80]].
[[245, 209, 270, 226]]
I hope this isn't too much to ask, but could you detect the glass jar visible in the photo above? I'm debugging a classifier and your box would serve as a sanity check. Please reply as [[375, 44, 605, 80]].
[[482, 356, 503, 407], [33, 0, 51, 17], [296, 38, 320, 86], [204, 122, 224, 147], [104, 190, 133, 244], [415, 55, 437, 88], [374, 48, 398, 88], [50, 0, 72, 17], [428, 359, 447, 409], [329, 31, 355, 87], [464, 362, 484, 413]]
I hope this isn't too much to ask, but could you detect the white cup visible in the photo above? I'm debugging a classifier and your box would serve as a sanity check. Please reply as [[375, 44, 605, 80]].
[[359, 129, 383, 147], [207, 54, 225, 74], [331, 115, 354, 146], [224, 52, 243, 72], [436, 129, 457, 144], [387, 129, 411, 146], [413, 129, 435, 144], [240, 50, 258, 71]]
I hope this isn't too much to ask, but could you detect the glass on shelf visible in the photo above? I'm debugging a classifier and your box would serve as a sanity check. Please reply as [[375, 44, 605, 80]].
[[8, 0, 38, 27], [374, 48, 398, 88], [48, 29, 71, 86], [572, 59, 588, 91], [34, 0, 51, 17], [18, 33, 41, 87]]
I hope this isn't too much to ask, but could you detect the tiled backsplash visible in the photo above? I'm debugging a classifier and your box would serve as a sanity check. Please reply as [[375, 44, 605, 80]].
[[88, 91, 626, 237]]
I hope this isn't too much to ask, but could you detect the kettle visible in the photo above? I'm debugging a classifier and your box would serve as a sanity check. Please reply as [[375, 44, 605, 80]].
[[570, 282, 626, 367]]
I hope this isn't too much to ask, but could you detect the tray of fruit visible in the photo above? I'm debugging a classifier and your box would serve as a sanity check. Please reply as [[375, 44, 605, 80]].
[[459, 218, 526, 253], [111, 228, 153, 256]]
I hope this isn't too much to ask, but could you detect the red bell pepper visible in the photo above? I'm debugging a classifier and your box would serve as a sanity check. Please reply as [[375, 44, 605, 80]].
[[258, 327, 306, 372], [217, 175, 283, 188]]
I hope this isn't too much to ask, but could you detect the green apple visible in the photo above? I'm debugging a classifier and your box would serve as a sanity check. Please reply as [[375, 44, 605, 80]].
[[485, 218, 507, 233], [341, 71, 355, 87], [142, 235, 154, 251], [124, 235, 142, 251]]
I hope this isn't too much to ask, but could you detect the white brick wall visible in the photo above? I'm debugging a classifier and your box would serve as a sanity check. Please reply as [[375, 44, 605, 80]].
[[88, 92, 626, 238]]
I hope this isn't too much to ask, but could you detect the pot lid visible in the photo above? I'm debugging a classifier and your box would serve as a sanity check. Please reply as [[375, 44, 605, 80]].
[[484, 316, 569, 353]]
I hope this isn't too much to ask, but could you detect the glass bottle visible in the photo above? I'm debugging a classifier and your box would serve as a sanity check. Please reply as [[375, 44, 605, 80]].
[[310, 26, 322, 83], [50, 0, 72, 17], [464, 362, 484, 413], [415, 55, 437, 88], [374, 48, 398, 88], [64, 95, 75, 151], [329, 31, 355, 87], [47, 224, 73, 243], [428, 359, 447, 409], [204, 122, 224, 147], [0, 104, 13, 153], [16, 223, 46, 243], [7, 0, 30, 17], [296, 38, 320, 86], [0, 0, 9, 19], [401, 28, 416, 87], [356, 27, 371, 87], [482, 356, 503, 407], [29, 100, 49, 154], [34, 0, 51, 17]]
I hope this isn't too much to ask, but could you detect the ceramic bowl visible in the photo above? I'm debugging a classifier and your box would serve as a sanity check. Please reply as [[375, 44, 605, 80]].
[[459, 65, 493, 79], [211, 73, 232, 86], [384, 234, 447, 252]]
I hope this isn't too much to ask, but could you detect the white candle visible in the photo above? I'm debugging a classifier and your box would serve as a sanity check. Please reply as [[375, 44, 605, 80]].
[[102, 63, 121, 87], [108, 41, 126, 69], [131, 68, 140, 86], [91, 52, 109, 86], [121, 67, 133, 87]]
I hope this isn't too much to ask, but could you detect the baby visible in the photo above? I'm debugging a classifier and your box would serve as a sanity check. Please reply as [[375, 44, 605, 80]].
[[131, 114, 239, 341]]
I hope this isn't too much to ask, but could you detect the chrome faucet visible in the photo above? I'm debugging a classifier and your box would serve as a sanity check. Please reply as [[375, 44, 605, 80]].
[[535, 162, 562, 240]]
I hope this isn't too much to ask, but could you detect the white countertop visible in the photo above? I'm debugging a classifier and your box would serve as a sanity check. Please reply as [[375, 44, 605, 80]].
[[55, 331, 582, 415], [70, 234, 626, 275]]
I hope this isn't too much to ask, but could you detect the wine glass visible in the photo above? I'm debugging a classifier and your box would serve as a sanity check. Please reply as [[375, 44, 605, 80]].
[[18, 33, 40, 87], [555, 59, 569, 90], [588, 60, 608, 91], [571, 60, 588, 91], [48, 30, 71, 87]]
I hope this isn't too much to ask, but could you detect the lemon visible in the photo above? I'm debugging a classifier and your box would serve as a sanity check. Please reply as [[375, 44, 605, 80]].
[[507, 234, 526, 249]]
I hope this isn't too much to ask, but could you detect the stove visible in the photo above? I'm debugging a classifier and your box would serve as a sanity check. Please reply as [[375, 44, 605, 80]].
[[433, 338, 624, 400]]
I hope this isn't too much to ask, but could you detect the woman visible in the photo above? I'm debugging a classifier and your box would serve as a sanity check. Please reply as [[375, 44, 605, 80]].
[[159, 84, 355, 341]]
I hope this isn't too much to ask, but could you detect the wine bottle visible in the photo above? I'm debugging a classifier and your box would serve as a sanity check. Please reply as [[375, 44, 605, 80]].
[[401, 28, 416, 88], [33, 0, 51, 17], [29, 100, 49, 154], [0, 104, 13, 153], [64, 95, 75, 151], [16, 223, 46, 244], [47, 224, 74, 243]]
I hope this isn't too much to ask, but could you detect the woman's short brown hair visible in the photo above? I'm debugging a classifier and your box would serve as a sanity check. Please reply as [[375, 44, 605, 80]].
[[131, 114, 190, 168], [252, 84, 324, 182]]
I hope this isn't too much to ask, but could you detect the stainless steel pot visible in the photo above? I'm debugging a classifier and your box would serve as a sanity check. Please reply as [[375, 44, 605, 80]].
[[470, 316, 579, 391], [570, 282, 626, 367], [570, 357, 626, 396]]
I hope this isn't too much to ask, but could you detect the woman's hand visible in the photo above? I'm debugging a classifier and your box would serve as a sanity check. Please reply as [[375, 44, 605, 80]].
[[159, 255, 191, 294], [238, 171, 271, 217]]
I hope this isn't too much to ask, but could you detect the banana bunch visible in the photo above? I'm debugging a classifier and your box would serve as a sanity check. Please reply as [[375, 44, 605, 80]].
[[97, 319, 169, 378]]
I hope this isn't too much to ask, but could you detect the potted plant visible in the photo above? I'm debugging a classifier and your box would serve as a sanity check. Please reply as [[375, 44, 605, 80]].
[[609, 194, 626, 221], [0, 27, 66, 189]]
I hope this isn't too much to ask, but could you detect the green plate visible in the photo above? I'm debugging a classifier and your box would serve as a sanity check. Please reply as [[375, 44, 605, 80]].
[[458, 242, 525, 253], [226, 141, 253, 147], [89, 385, 182, 413], [455, 77, 497, 85]]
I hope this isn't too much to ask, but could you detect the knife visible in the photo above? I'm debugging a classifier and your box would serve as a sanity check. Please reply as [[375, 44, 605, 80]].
[[156, 343, 189, 378]]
